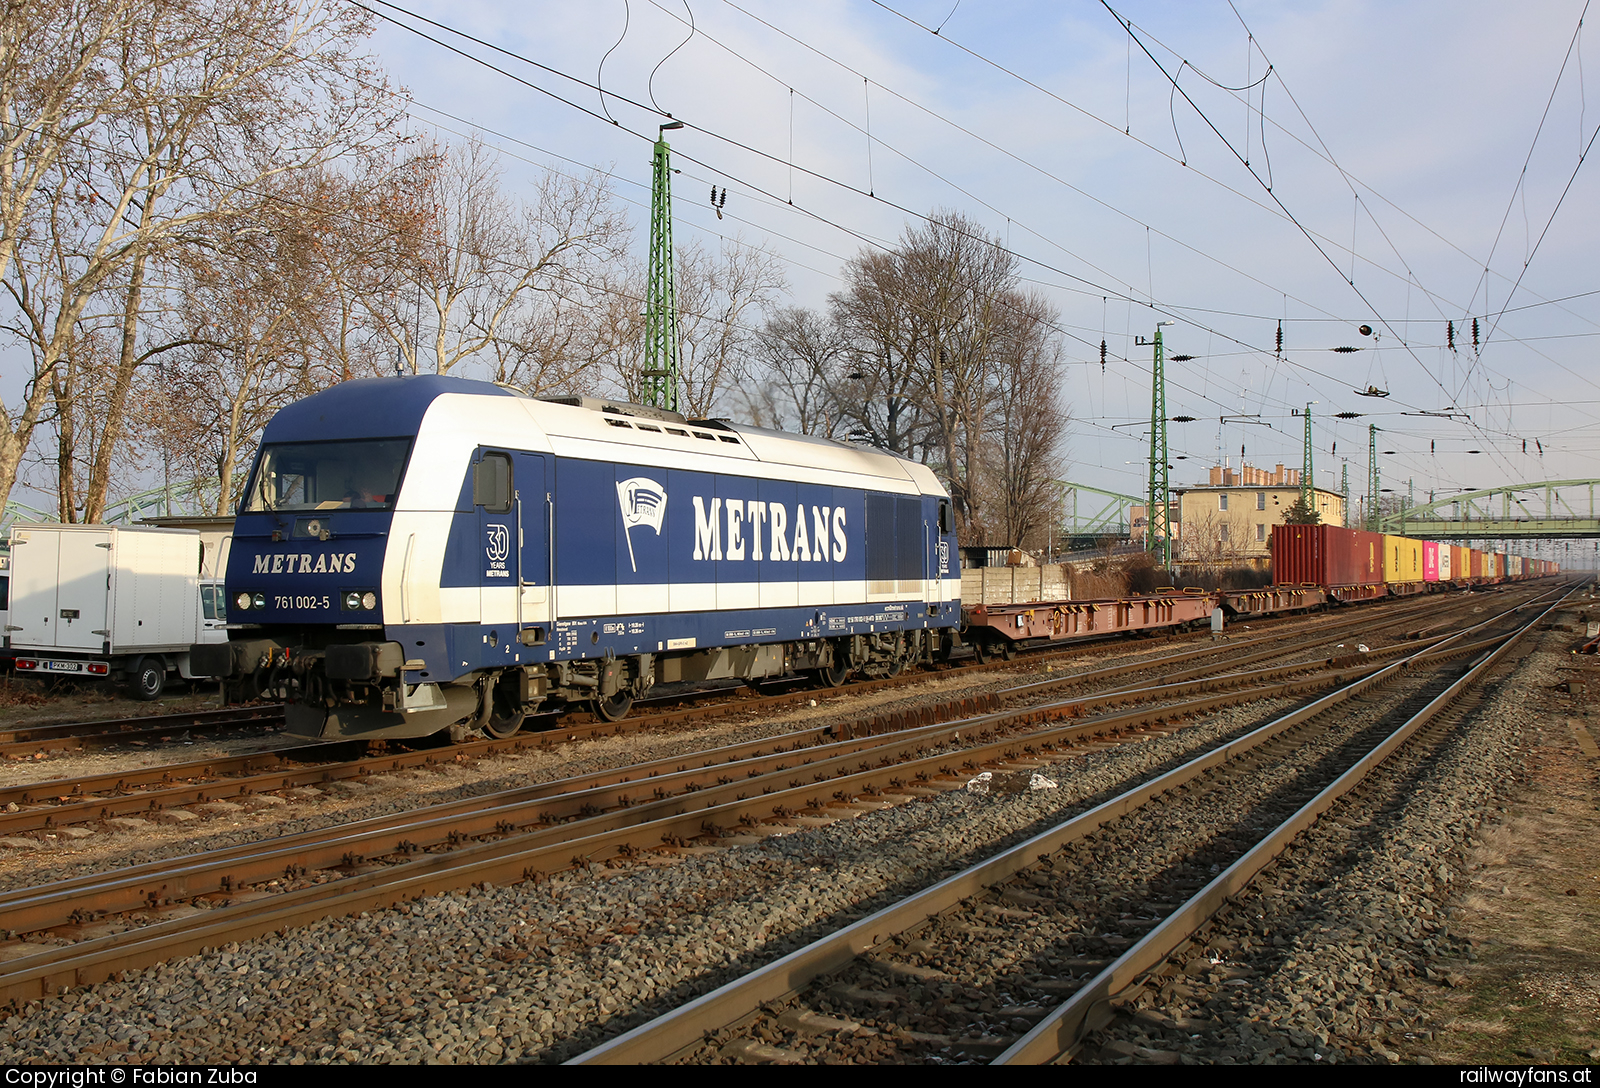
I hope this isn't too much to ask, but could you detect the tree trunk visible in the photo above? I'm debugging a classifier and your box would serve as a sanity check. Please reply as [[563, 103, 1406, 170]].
[[82, 246, 150, 523]]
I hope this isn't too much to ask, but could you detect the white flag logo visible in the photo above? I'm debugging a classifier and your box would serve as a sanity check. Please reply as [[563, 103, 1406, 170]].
[[616, 477, 667, 572]]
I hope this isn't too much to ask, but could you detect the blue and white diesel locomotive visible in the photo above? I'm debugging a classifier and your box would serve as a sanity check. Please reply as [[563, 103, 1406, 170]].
[[193, 375, 961, 741]]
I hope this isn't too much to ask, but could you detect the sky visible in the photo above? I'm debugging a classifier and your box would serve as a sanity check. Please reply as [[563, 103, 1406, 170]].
[[353, 0, 1597, 547]]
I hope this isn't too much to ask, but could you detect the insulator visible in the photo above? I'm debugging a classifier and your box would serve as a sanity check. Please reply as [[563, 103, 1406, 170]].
[[1275, 320, 1283, 356], [1472, 317, 1480, 349], [1099, 339, 1107, 372], [1447, 320, 1455, 350]]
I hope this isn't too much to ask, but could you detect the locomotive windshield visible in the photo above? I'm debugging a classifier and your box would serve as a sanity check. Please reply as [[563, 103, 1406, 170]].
[[242, 438, 413, 513]]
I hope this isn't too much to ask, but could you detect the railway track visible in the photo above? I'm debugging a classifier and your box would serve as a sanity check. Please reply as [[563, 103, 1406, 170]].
[[0, 587, 1549, 1011], [0, 589, 1490, 838], [565, 587, 1566, 1064], [0, 590, 1450, 765], [0, 704, 288, 760]]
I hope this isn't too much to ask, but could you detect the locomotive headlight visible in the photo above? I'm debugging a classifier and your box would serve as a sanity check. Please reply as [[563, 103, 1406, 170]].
[[251, 592, 266, 610], [235, 591, 252, 610], [341, 590, 378, 611]]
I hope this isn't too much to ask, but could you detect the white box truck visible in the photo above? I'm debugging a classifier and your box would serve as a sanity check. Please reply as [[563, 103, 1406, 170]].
[[3, 523, 228, 698]]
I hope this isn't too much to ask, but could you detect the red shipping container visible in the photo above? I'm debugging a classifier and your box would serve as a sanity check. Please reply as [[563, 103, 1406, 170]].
[[1271, 524, 1385, 587]]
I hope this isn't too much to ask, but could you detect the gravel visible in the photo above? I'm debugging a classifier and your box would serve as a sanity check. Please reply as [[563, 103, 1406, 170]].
[[1077, 625, 1563, 1065], [0, 686, 1303, 1063], [0, 592, 1548, 1064]]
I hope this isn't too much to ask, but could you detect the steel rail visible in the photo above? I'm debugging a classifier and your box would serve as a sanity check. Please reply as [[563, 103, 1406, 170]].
[[0, 704, 285, 746], [994, 586, 1570, 1064], [563, 592, 1556, 1064], [0, 593, 1547, 1006], [0, 591, 1482, 835], [0, 592, 1544, 929], [0, 705, 287, 758], [0, 651, 1386, 938], [0, 658, 1399, 1004], [0, 589, 1449, 763]]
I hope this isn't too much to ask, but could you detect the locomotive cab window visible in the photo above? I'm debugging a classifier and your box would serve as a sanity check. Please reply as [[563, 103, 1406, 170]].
[[473, 452, 513, 512], [243, 438, 411, 513], [938, 499, 952, 534]]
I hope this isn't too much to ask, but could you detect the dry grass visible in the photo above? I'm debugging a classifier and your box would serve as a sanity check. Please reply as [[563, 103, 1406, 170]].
[[1413, 662, 1600, 1065]]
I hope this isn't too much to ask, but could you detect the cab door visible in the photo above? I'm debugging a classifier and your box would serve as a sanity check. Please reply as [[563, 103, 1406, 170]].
[[472, 449, 550, 631]]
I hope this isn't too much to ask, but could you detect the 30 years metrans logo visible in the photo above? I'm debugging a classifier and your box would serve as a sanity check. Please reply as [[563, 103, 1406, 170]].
[[484, 523, 511, 578]]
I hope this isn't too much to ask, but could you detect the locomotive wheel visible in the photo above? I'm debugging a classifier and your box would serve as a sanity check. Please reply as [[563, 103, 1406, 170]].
[[971, 638, 991, 664], [813, 661, 850, 688], [997, 638, 1016, 661], [484, 685, 526, 739], [884, 635, 908, 678], [484, 707, 526, 739], [594, 692, 633, 722]]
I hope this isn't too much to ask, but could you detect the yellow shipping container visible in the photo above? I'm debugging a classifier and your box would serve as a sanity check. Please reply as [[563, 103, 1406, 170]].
[[1383, 534, 1424, 584]]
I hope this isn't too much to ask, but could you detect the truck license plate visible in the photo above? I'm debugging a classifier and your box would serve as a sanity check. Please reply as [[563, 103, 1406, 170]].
[[43, 660, 84, 673]]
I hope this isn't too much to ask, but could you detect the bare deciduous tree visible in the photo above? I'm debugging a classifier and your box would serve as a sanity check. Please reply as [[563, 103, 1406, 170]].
[[599, 236, 785, 419], [988, 292, 1068, 547], [814, 211, 1069, 545], [743, 305, 849, 436], [0, 0, 404, 517], [132, 185, 341, 515], [830, 250, 931, 458], [673, 237, 785, 419], [370, 137, 628, 380], [0, 0, 144, 284]]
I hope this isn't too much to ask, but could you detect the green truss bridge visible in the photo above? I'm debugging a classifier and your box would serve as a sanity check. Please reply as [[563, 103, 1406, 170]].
[[1378, 479, 1600, 540], [1058, 482, 1142, 537], [1, 478, 222, 532]]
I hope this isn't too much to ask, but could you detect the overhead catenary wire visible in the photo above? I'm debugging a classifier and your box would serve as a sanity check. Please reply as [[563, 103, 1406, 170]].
[[1102, 2, 1543, 485], [329, 0, 1599, 482], [369, 0, 1600, 421], [840, 0, 1600, 465], [9, 1, 1587, 505], [353, 0, 1469, 438], [349, 0, 1315, 391]]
